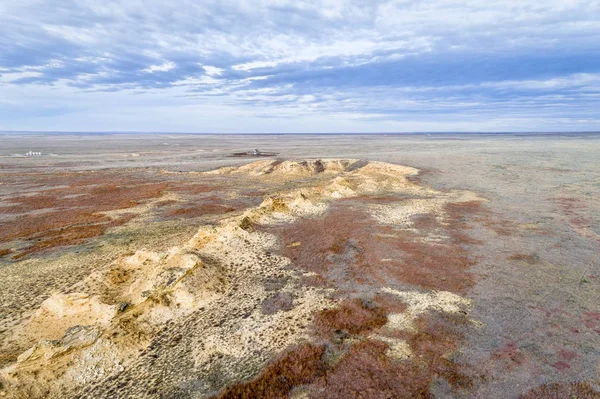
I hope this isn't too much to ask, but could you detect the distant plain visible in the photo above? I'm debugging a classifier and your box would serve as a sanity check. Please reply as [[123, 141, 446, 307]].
[[0, 132, 599, 398]]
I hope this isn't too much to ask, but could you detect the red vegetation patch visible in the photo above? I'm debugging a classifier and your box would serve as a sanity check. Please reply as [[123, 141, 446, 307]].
[[0, 169, 262, 258], [1, 182, 169, 215], [216, 343, 327, 399], [262, 196, 481, 294], [313, 298, 388, 337], [444, 201, 486, 244], [309, 313, 472, 399], [492, 341, 529, 370], [0, 172, 170, 258], [552, 196, 586, 212], [0, 210, 110, 243], [371, 292, 409, 314], [551, 196, 599, 239], [552, 361, 570, 370], [217, 186, 484, 398], [411, 213, 438, 230], [582, 312, 600, 334], [316, 339, 431, 399], [520, 382, 600, 399], [11, 224, 106, 260], [9, 213, 137, 260], [217, 311, 473, 399], [377, 239, 476, 293]]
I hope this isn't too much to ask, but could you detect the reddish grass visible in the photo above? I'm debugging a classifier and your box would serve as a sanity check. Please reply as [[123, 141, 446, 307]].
[[216, 185, 485, 398], [0, 167, 270, 258], [236, 192, 485, 398], [0, 172, 171, 258], [492, 341, 529, 370], [0, 169, 251, 258], [550, 196, 599, 239], [371, 292, 409, 314], [0, 210, 111, 243], [216, 343, 327, 399], [318, 339, 432, 399], [217, 311, 473, 399], [313, 298, 388, 338], [0, 249, 12, 257], [411, 213, 438, 230], [520, 382, 600, 399], [557, 349, 577, 362], [261, 196, 481, 294], [1, 182, 169, 215], [159, 193, 263, 220], [9, 213, 137, 260], [11, 225, 106, 260], [582, 312, 600, 334], [312, 312, 472, 398]]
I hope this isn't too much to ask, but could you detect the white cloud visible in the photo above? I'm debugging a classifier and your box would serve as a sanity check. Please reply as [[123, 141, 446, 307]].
[[0, 71, 42, 83], [143, 62, 176, 73], [202, 65, 224, 76]]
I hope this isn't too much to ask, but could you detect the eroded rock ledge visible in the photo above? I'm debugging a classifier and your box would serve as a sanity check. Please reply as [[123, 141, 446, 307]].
[[0, 159, 486, 398]]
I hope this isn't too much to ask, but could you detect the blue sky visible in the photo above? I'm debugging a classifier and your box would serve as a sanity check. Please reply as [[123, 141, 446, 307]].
[[1, 0, 600, 133]]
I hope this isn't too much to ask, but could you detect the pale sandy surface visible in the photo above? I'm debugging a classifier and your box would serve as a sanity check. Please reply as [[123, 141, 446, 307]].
[[0, 132, 599, 398]]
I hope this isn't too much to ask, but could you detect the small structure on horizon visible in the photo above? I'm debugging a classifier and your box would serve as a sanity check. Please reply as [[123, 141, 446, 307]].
[[230, 148, 279, 157], [25, 151, 42, 157]]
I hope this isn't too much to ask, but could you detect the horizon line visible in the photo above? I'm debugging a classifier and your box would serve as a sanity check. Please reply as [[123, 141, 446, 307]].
[[2, 130, 600, 135]]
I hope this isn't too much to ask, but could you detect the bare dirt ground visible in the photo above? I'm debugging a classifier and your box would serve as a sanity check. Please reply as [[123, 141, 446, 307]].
[[0, 133, 598, 398]]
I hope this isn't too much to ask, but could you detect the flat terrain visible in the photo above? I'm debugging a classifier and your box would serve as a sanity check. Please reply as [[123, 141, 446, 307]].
[[0, 133, 599, 398]]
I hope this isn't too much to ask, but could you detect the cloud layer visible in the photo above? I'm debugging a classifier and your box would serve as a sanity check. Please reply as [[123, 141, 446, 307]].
[[2, 0, 600, 132]]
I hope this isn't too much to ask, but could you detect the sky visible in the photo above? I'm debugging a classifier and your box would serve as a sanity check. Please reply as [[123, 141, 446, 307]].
[[1, 0, 600, 133]]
